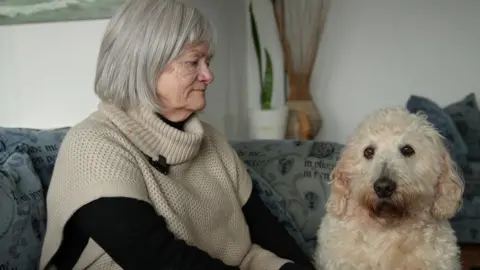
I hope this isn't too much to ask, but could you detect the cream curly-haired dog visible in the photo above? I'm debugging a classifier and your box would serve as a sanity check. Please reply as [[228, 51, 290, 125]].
[[315, 107, 464, 270]]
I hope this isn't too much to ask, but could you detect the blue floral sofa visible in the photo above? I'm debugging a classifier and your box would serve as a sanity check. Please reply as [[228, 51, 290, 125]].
[[1, 93, 480, 269]]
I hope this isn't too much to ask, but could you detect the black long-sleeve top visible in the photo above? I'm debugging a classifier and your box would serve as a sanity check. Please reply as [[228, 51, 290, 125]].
[[49, 116, 313, 270]]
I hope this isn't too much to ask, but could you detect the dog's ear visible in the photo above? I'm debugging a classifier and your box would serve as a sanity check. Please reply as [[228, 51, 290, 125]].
[[431, 152, 464, 220], [326, 159, 350, 218]]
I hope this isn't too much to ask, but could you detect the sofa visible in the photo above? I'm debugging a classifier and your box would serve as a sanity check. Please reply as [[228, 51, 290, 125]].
[[1, 94, 479, 269]]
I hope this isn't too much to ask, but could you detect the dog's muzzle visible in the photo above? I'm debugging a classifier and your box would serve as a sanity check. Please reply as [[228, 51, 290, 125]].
[[373, 177, 397, 198]]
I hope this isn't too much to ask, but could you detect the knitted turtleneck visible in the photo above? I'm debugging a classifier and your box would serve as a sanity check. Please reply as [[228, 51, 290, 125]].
[[100, 103, 203, 164], [39, 102, 291, 270], [156, 113, 189, 130]]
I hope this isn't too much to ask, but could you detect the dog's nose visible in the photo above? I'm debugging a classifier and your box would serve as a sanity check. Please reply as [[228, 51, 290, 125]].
[[373, 177, 397, 198]]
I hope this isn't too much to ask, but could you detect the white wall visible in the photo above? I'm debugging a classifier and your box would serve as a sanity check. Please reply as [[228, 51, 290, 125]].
[[248, 0, 480, 143], [0, 20, 104, 129], [0, 0, 249, 139]]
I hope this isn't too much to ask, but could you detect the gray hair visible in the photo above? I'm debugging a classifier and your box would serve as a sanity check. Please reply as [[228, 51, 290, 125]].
[[94, 0, 216, 112]]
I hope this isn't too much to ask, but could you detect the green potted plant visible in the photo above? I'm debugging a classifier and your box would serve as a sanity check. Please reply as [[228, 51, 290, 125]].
[[249, 1, 288, 139]]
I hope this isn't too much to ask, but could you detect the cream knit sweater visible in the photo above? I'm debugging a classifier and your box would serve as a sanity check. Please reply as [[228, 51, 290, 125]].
[[39, 103, 291, 270]]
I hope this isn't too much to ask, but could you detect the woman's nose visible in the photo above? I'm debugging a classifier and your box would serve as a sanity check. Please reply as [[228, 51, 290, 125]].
[[198, 65, 214, 84]]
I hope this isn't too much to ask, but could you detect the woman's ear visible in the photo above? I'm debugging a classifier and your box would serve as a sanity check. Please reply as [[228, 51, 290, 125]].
[[431, 152, 464, 220], [326, 158, 350, 218]]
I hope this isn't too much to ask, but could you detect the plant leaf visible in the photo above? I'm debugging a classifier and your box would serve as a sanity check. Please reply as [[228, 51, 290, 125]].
[[249, 2, 263, 85], [261, 49, 274, 110]]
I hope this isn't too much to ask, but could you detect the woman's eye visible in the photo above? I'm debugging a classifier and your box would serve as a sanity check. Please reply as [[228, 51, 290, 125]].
[[187, 60, 199, 66]]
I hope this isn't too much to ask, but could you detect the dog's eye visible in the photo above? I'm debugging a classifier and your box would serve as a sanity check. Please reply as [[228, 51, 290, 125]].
[[363, 146, 375, 160], [400, 145, 415, 157]]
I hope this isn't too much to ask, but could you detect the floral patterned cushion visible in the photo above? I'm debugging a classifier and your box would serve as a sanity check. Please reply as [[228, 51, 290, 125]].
[[231, 140, 343, 256], [450, 160, 480, 244], [0, 128, 40, 152], [0, 145, 47, 270], [243, 163, 308, 254], [444, 93, 480, 161], [0, 127, 69, 190], [450, 178, 480, 244], [406, 95, 468, 167]]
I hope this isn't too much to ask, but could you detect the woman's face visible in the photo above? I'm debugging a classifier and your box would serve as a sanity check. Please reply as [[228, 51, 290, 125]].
[[156, 42, 214, 122]]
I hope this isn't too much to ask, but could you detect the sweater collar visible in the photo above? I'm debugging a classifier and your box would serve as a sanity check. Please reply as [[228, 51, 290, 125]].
[[99, 103, 204, 165]]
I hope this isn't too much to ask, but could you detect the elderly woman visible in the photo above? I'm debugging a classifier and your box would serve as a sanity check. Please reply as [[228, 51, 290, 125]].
[[39, 0, 313, 270]]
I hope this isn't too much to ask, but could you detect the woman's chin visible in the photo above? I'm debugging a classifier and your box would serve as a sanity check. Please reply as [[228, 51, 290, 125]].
[[191, 100, 206, 112]]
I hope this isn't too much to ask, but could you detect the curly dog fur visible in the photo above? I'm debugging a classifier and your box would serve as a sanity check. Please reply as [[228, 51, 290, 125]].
[[315, 107, 464, 270]]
